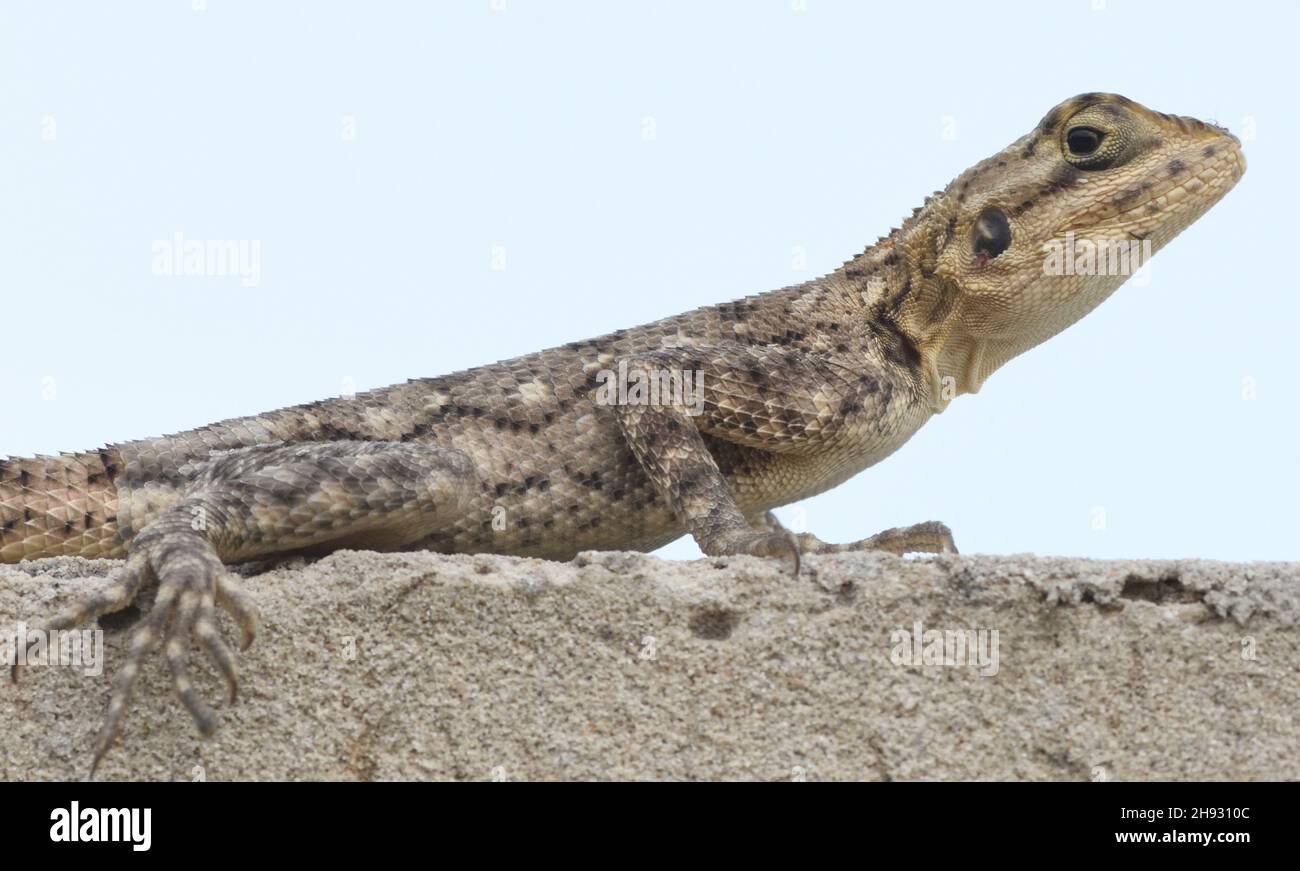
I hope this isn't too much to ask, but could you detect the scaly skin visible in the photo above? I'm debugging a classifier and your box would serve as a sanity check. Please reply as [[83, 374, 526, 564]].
[[2, 94, 1245, 772]]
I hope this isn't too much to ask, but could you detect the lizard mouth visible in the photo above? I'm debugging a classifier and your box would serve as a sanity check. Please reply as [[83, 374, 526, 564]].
[[1059, 136, 1245, 239]]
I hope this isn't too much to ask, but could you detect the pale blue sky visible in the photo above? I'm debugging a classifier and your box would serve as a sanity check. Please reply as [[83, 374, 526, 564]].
[[1, 1, 1294, 561]]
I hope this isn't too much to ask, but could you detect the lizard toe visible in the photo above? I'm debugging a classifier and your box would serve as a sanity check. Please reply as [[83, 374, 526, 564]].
[[215, 571, 260, 651], [867, 520, 958, 556]]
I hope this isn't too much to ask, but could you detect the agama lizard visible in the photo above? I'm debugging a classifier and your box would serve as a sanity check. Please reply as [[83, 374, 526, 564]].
[[2, 94, 1245, 772]]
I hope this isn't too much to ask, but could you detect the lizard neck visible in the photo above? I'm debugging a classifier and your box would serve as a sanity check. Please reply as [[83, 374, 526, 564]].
[[836, 241, 981, 413], [835, 209, 1059, 411]]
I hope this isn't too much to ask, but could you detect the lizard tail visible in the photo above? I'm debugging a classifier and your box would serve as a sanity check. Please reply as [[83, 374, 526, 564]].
[[0, 448, 126, 563]]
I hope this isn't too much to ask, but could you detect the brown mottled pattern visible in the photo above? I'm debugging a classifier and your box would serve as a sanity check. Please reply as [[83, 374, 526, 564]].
[[3, 94, 1245, 771]]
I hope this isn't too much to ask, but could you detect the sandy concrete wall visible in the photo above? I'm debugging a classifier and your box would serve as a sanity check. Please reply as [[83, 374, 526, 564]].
[[2, 549, 1295, 781]]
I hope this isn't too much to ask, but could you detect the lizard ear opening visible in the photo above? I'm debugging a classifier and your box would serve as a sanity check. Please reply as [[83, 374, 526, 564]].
[[972, 207, 1012, 263]]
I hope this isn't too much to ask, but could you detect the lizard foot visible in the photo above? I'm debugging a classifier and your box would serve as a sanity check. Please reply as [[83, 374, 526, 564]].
[[714, 529, 802, 576], [13, 524, 259, 776], [87, 527, 257, 774], [796, 520, 958, 556]]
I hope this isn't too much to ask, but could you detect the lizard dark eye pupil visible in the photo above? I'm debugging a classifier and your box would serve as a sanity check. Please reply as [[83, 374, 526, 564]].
[[972, 207, 1012, 261], [1066, 126, 1103, 156]]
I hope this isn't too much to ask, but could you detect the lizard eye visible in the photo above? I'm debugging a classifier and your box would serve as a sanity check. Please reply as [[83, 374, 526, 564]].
[[972, 207, 1012, 263], [1066, 126, 1104, 156], [1061, 114, 1135, 171]]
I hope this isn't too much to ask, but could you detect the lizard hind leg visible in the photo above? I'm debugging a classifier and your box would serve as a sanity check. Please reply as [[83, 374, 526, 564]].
[[33, 439, 478, 774]]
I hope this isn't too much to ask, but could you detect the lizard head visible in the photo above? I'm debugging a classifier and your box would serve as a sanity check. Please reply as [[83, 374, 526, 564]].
[[893, 93, 1245, 400]]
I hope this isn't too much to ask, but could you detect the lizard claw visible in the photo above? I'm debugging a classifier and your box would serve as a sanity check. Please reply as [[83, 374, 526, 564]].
[[215, 571, 260, 652]]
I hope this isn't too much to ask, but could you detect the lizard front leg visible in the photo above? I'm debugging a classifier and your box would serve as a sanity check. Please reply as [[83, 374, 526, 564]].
[[14, 440, 476, 773], [611, 346, 954, 567], [615, 387, 802, 569]]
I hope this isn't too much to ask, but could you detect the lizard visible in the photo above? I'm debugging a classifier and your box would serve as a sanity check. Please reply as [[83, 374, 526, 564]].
[[2, 93, 1245, 773]]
